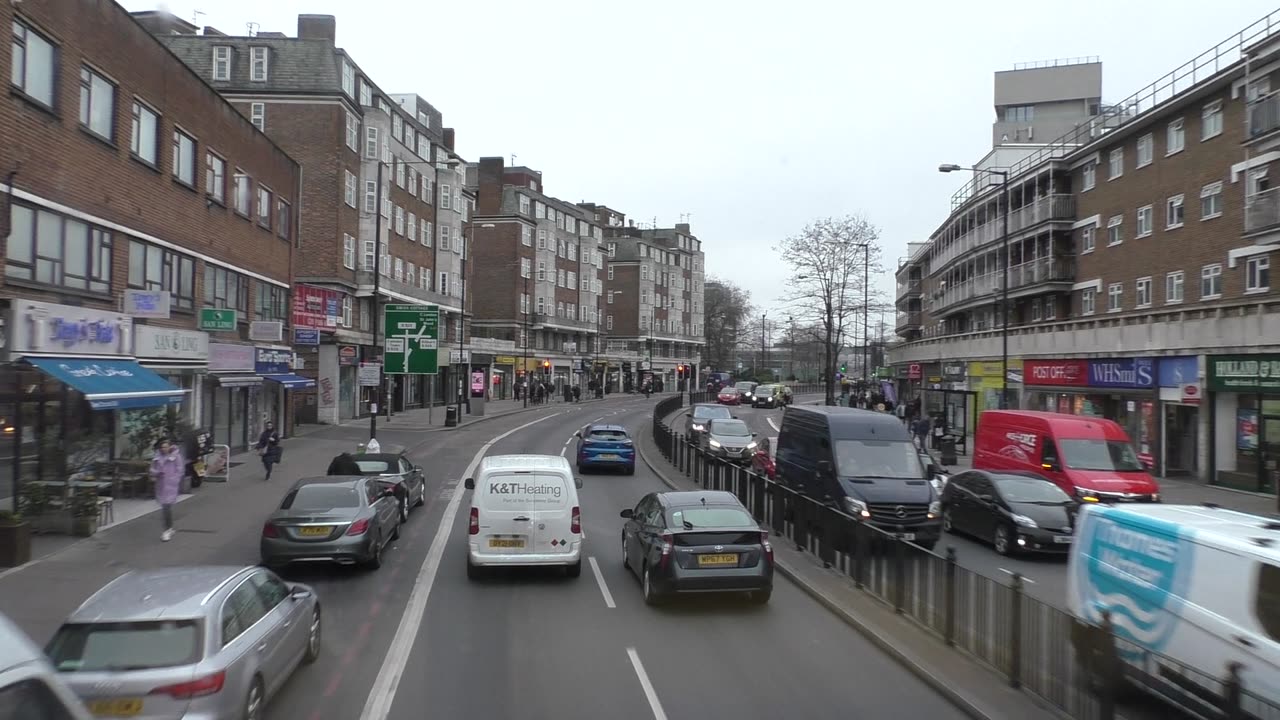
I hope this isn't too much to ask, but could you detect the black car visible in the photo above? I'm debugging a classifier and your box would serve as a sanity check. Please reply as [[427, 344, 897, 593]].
[[337, 452, 426, 524], [940, 470, 1078, 555], [620, 490, 773, 605], [751, 384, 781, 408]]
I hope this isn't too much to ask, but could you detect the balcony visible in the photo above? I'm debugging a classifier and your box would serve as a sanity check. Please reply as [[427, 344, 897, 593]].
[[929, 259, 1074, 314], [895, 310, 922, 332], [355, 271, 459, 309], [927, 194, 1076, 273], [1248, 92, 1280, 140], [895, 278, 922, 300], [1006, 258, 1075, 294], [1245, 188, 1280, 237]]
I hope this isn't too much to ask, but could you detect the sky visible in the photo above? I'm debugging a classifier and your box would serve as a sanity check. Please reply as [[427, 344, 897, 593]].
[[124, 0, 1275, 321]]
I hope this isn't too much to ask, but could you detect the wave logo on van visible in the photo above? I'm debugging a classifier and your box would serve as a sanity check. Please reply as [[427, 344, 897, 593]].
[[1074, 510, 1195, 655]]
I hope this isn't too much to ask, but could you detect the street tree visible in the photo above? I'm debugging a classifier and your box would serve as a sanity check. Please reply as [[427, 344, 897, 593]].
[[703, 277, 753, 373]]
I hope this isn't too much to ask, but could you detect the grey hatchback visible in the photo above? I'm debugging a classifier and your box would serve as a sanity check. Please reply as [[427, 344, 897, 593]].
[[261, 476, 400, 569], [45, 566, 320, 720]]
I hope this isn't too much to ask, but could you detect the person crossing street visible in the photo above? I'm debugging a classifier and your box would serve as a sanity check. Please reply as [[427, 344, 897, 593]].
[[255, 421, 283, 481]]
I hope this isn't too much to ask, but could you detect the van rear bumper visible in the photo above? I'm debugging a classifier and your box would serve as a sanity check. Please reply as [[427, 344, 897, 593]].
[[468, 542, 582, 566]]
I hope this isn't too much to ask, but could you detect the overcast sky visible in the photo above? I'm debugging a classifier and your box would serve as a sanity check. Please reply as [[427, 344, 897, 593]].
[[127, 0, 1274, 323]]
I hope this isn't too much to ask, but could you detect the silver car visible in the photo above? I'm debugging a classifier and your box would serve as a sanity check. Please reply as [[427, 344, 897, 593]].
[[685, 403, 733, 441], [45, 566, 320, 720], [261, 476, 400, 569], [703, 418, 759, 463], [0, 611, 92, 719]]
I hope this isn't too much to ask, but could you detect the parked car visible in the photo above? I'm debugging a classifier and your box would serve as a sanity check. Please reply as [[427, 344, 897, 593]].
[[703, 418, 759, 463], [46, 566, 320, 720], [621, 490, 773, 605], [716, 387, 741, 405], [336, 451, 426, 524], [751, 436, 776, 480], [940, 470, 1077, 555], [0, 611, 90, 719], [576, 423, 636, 474], [261, 476, 401, 569], [733, 381, 759, 404], [685, 403, 733, 441], [752, 384, 784, 409], [464, 454, 583, 579]]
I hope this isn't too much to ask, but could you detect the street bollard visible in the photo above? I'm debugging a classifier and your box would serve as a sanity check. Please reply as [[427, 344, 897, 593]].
[[893, 536, 906, 614], [1009, 572, 1023, 689]]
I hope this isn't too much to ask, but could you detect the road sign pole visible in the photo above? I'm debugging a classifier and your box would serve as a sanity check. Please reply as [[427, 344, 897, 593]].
[[370, 161, 384, 441]]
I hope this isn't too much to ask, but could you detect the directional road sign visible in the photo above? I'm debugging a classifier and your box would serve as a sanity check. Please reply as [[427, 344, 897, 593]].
[[383, 304, 440, 375]]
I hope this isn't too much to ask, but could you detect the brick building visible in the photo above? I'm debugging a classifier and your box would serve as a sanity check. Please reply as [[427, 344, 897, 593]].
[[1, 0, 300, 503], [891, 13, 1280, 490], [143, 12, 474, 423]]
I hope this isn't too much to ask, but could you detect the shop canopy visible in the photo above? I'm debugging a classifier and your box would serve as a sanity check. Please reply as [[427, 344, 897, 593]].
[[25, 357, 186, 411], [263, 373, 316, 389]]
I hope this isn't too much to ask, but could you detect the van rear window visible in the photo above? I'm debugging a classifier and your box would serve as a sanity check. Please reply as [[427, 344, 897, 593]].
[[1257, 563, 1280, 643], [482, 473, 567, 508]]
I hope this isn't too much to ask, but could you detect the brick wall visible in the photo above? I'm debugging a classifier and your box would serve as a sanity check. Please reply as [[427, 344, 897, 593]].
[[608, 265, 640, 336]]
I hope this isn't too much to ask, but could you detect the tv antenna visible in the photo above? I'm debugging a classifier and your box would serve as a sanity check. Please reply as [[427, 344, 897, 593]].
[[246, 21, 259, 37], [192, 10, 205, 26], [679, 213, 692, 224], [510, 154, 517, 166]]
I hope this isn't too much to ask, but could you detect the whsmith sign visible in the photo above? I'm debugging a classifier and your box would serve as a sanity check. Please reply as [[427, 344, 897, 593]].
[[1207, 355, 1280, 392]]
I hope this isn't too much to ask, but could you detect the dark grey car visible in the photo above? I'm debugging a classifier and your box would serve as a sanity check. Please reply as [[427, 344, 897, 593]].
[[261, 476, 400, 569], [348, 453, 426, 524], [684, 403, 733, 441]]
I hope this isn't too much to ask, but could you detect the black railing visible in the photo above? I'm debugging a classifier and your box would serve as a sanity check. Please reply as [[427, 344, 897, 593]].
[[649, 399, 1280, 720]]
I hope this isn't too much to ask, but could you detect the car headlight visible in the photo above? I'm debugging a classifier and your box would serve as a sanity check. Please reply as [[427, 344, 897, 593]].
[[928, 500, 941, 518], [1012, 513, 1038, 528], [842, 497, 871, 519], [1151, 493, 1160, 503], [709, 439, 722, 448], [746, 441, 757, 449], [691, 423, 705, 432]]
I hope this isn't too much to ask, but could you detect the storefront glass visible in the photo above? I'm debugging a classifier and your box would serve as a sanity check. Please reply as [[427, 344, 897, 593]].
[[1207, 354, 1280, 493]]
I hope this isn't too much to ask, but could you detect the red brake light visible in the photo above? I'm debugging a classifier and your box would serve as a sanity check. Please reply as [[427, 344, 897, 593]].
[[469, 507, 480, 535], [151, 671, 225, 699], [346, 518, 370, 536], [760, 530, 774, 565], [261, 523, 278, 538], [659, 532, 673, 570], [571, 506, 581, 534]]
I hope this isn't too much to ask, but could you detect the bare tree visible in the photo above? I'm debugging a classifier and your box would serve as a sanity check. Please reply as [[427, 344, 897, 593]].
[[703, 277, 753, 373], [774, 215, 885, 405]]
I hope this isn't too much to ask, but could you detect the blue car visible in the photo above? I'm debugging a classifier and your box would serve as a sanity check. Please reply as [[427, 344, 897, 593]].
[[576, 424, 637, 475]]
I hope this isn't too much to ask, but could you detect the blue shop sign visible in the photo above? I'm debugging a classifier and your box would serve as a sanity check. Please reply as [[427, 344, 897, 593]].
[[293, 327, 320, 346], [1088, 357, 1154, 389], [255, 348, 292, 375], [1157, 356, 1199, 388]]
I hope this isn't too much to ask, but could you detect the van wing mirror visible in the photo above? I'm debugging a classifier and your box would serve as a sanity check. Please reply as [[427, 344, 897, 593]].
[[620, 508, 633, 518], [463, 478, 474, 490], [575, 477, 584, 489]]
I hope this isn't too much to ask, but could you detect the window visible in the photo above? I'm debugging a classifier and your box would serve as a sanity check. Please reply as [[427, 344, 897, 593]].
[[359, 78, 371, 107], [363, 180, 376, 213], [379, 242, 390, 276], [1202, 101, 1223, 140], [250, 102, 265, 131], [204, 265, 248, 311], [520, 257, 531, 278], [1136, 205, 1153, 237], [1201, 182, 1223, 219], [1137, 134, 1153, 167], [438, 272, 449, 296], [607, 315, 614, 330], [441, 185, 451, 210], [1044, 298, 1056, 320], [257, 187, 272, 229], [1107, 148, 1123, 179], [343, 234, 356, 269], [421, 177, 432, 203], [206, 152, 226, 203], [365, 127, 379, 160], [1003, 104, 1033, 122], [396, 161, 405, 188], [608, 242, 617, 257], [556, 302, 564, 318], [77, 67, 117, 141], [5, 204, 112, 293], [568, 271, 577, 290], [607, 265, 615, 281], [11, 20, 56, 108], [519, 195, 531, 214], [394, 258, 403, 282], [394, 206, 404, 235], [536, 296, 545, 314], [522, 225, 532, 246], [276, 202, 291, 241], [130, 100, 159, 164], [212, 45, 231, 81], [361, 239, 375, 271], [1167, 118, 1185, 155], [1247, 255, 1271, 292], [1201, 263, 1223, 299], [344, 170, 357, 208], [1166, 271, 1184, 304], [520, 293, 529, 314], [220, 582, 267, 645], [439, 225, 450, 250], [1081, 288, 1096, 315], [249, 47, 269, 81], [392, 114, 403, 142], [1250, 166, 1271, 197], [1082, 162, 1096, 191], [422, 222, 432, 247], [406, 262, 415, 285], [341, 61, 355, 96], [406, 169, 416, 195], [1167, 194, 1185, 228], [557, 269, 566, 287], [1107, 215, 1123, 246], [171, 130, 196, 186], [255, 283, 287, 322], [1136, 277, 1152, 308], [233, 171, 251, 215], [537, 229, 547, 250], [408, 213, 416, 240], [641, 265, 649, 280], [537, 261, 546, 281]]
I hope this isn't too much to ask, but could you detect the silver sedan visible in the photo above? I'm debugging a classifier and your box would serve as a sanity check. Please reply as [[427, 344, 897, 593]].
[[45, 565, 320, 720], [261, 476, 401, 569]]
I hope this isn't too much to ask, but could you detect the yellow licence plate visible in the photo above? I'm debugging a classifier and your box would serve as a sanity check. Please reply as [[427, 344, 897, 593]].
[[697, 553, 739, 567], [489, 538, 525, 549], [298, 526, 332, 537], [88, 699, 143, 717]]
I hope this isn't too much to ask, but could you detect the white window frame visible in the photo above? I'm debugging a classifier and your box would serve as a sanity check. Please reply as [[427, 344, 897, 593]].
[[212, 46, 232, 81], [341, 62, 355, 96], [520, 258, 531, 278], [1107, 215, 1123, 246], [363, 180, 376, 213], [1166, 194, 1185, 229], [1165, 271, 1184, 304], [1135, 276, 1153, 308], [1136, 205, 1153, 238], [607, 266, 615, 281], [250, 102, 265, 131], [345, 111, 359, 151], [1136, 134, 1153, 167], [249, 47, 269, 82], [1108, 148, 1123, 180], [1200, 263, 1223, 299], [130, 99, 159, 164], [365, 127, 379, 160], [422, 222, 432, 247], [394, 257, 403, 282], [1246, 255, 1271, 293], [1167, 118, 1185, 155], [1107, 282, 1123, 313], [1081, 226, 1095, 254], [1081, 288, 1096, 316], [344, 170, 357, 208], [1200, 182, 1223, 220], [343, 234, 356, 269], [1201, 100, 1223, 141], [361, 239, 375, 271], [441, 185, 451, 210], [522, 225, 533, 246], [1082, 162, 1096, 191]]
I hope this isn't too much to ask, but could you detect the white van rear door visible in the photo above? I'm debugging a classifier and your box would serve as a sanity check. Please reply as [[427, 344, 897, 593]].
[[525, 474, 573, 554], [479, 471, 568, 554]]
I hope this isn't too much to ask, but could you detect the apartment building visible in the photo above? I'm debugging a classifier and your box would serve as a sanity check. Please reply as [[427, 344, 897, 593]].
[[582, 204, 706, 391], [1, 0, 301, 494], [470, 158, 604, 394], [890, 13, 1280, 491], [143, 13, 473, 422]]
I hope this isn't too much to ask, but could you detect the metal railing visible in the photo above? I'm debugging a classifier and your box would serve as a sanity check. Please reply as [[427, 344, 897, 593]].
[[1012, 56, 1100, 71], [896, 278, 922, 297], [1246, 187, 1280, 235], [650, 397, 1280, 720], [895, 310, 922, 330], [929, 259, 1075, 313], [928, 195, 1076, 274]]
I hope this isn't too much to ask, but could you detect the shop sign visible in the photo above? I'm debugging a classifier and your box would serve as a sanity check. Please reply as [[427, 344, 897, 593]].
[[293, 328, 320, 346], [968, 360, 1024, 383], [6, 299, 133, 357], [134, 326, 209, 361], [1025, 359, 1089, 387], [942, 363, 966, 380], [199, 308, 237, 332], [1088, 357, 1154, 389], [1157, 356, 1199, 388], [358, 363, 382, 387], [292, 284, 342, 329], [338, 345, 359, 366], [255, 348, 291, 375], [496, 355, 517, 365], [122, 289, 171, 319], [249, 321, 284, 343], [907, 363, 922, 380], [1180, 384, 1201, 404], [208, 343, 255, 371], [1207, 355, 1280, 392]]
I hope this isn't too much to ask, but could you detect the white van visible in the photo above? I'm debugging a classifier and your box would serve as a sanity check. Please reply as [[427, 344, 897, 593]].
[[464, 454, 583, 579], [1067, 504, 1280, 714], [0, 611, 92, 718]]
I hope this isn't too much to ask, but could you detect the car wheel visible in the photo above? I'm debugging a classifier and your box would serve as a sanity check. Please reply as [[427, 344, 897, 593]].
[[749, 588, 772, 605], [399, 497, 409, 524], [565, 559, 582, 578], [994, 525, 1014, 556], [622, 536, 631, 572], [303, 607, 322, 664], [466, 557, 483, 580], [414, 484, 426, 507], [390, 520, 400, 542], [366, 533, 384, 569], [942, 509, 956, 534], [577, 464, 586, 474], [243, 677, 265, 720], [642, 564, 662, 606]]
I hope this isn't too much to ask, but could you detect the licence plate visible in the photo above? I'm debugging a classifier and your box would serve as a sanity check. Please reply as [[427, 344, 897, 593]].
[[489, 538, 526, 549], [697, 553, 739, 567], [88, 699, 143, 717], [897, 533, 916, 541], [1053, 536, 1073, 544], [597, 454, 618, 460], [298, 526, 332, 537]]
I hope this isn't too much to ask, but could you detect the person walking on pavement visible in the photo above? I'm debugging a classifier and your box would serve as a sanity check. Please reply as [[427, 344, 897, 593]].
[[150, 438, 185, 542], [572, 385, 581, 403], [912, 415, 931, 450], [255, 421, 282, 481]]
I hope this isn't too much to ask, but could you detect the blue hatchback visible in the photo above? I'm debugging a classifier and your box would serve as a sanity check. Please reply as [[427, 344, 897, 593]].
[[576, 424, 636, 474]]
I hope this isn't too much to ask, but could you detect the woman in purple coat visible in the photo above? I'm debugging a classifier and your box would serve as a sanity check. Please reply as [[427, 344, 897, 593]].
[[151, 438, 185, 542]]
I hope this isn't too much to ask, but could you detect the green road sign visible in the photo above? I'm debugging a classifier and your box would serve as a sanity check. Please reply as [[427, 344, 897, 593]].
[[199, 308, 237, 331], [383, 304, 440, 375]]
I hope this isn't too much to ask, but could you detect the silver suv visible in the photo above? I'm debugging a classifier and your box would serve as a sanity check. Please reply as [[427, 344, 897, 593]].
[[685, 403, 733, 441]]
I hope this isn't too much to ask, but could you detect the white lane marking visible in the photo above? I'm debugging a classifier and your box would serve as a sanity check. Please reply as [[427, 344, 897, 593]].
[[594, 416, 605, 422], [588, 556, 615, 608], [359, 412, 564, 720], [560, 446, 568, 457], [767, 417, 780, 432], [626, 647, 669, 720], [998, 568, 1037, 583]]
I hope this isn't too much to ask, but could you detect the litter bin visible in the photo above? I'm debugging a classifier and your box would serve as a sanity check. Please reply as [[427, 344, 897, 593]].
[[445, 406, 459, 427], [939, 435, 958, 466]]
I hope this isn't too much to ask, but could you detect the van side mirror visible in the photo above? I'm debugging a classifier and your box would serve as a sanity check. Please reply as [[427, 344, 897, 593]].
[[464, 478, 474, 490], [620, 508, 633, 518], [575, 477, 584, 489], [574, 431, 582, 438]]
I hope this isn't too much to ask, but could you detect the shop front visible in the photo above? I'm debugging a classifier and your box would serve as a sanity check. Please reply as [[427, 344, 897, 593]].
[[967, 359, 1024, 414], [1156, 356, 1202, 479], [1023, 357, 1157, 461], [204, 343, 262, 451], [1207, 354, 1280, 494], [256, 348, 312, 437], [134, 325, 209, 425]]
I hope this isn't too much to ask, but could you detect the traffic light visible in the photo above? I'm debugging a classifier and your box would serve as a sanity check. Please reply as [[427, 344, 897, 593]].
[[542, 360, 551, 373], [840, 363, 847, 373]]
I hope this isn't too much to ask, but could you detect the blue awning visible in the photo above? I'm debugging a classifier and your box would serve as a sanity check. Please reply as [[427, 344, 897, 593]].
[[263, 373, 316, 389], [25, 357, 186, 411]]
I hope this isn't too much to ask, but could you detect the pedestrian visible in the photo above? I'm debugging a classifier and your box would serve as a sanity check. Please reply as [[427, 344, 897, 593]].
[[896, 401, 907, 424], [572, 385, 581, 403], [150, 438, 185, 542], [912, 415, 931, 450], [255, 421, 282, 481]]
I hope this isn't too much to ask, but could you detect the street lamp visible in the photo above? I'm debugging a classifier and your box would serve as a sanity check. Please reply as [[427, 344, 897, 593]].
[[760, 311, 768, 379], [939, 162, 1011, 409]]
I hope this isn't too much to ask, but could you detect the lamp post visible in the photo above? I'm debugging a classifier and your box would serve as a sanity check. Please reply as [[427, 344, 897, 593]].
[[940, 163, 1010, 409], [760, 311, 768, 379], [369, 160, 385, 441]]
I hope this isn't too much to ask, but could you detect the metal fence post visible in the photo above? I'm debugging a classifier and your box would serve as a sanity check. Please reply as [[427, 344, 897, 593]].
[[1224, 661, 1244, 720], [1009, 572, 1023, 688], [944, 546, 957, 647], [853, 521, 867, 589], [817, 507, 834, 569], [893, 536, 906, 614]]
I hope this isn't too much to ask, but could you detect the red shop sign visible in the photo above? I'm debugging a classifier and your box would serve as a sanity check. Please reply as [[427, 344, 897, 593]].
[[292, 284, 341, 330], [907, 364, 922, 380], [1024, 359, 1089, 387]]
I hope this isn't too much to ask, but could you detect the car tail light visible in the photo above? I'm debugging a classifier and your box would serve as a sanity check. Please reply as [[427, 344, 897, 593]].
[[261, 523, 279, 538], [346, 518, 370, 536], [659, 532, 673, 570], [760, 530, 774, 565], [469, 507, 479, 535], [571, 506, 581, 535], [151, 671, 226, 699]]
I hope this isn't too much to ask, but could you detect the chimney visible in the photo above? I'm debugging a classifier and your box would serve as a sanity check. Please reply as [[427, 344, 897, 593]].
[[476, 157, 506, 216], [442, 128, 456, 152], [297, 14, 336, 42], [203, 26, 227, 36], [131, 11, 198, 36], [675, 223, 690, 234]]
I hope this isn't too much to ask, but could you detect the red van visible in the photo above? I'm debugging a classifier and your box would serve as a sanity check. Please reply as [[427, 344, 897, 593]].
[[973, 410, 1159, 502]]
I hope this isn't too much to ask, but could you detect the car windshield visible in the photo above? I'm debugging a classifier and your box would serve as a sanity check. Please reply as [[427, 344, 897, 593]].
[[693, 406, 732, 420], [1059, 439, 1145, 472], [711, 420, 751, 437], [756, 386, 775, 394], [588, 429, 628, 441], [995, 477, 1072, 503], [735, 382, 756, 391], [668, 506, 756, 528], [282, 484, 363, 510], [47, 620, 201, 672], [354, 459, 394, 474], [834, 440, 923, 480]]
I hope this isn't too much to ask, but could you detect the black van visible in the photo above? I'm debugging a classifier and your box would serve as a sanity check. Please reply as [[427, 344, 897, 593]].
[[775, 405, 941, 549]]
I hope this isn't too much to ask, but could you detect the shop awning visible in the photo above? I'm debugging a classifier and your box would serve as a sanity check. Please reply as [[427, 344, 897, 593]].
[[212, 373, 263, 387], [24, 357, 186, 411], [263, 374, 316, 389]]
